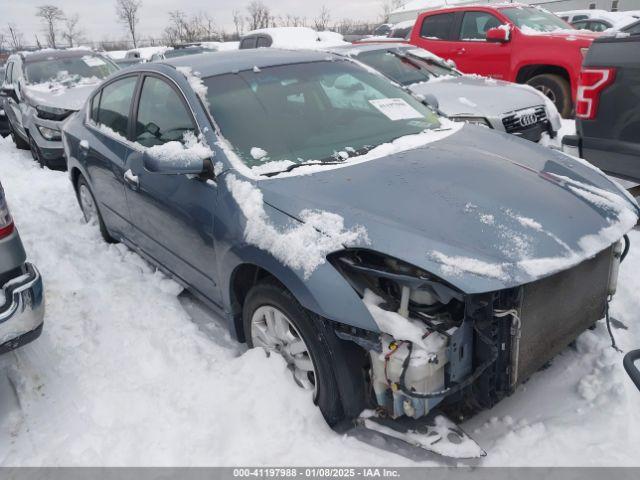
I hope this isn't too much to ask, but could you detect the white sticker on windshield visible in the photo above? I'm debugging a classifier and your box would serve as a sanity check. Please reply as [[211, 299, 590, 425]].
[[369, 98, 423, 121], [82, 56, 106, 67]]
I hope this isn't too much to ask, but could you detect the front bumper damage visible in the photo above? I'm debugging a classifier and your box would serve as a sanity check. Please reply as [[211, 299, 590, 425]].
[[339, 240, 624, 458], [0, 263, 45, 354]]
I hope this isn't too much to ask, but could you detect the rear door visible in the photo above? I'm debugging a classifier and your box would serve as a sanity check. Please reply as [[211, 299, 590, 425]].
[[124, 74, 221, 303], [82, 75, 140, 238], [413, 12, 458, 61], [450, 10, 512, 79]]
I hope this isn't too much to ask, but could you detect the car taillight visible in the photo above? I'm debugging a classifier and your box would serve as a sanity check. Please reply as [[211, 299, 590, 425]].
[[576, 67, 616, 120], [0, 184, 15, 239]]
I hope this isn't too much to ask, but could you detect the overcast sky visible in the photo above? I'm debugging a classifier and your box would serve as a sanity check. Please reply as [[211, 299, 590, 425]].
[[3, 0, 388, 45]]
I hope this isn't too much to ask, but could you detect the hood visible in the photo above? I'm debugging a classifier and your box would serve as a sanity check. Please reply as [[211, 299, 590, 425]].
[[517, 28, 597, 46], [23, 83, 97, 111], [409, 76, 546, 118], [257, 126, 638, 294]]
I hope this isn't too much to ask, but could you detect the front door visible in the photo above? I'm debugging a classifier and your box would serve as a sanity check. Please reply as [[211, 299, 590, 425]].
[[449, 10, 512, 79], [124, 74, 221, 304]]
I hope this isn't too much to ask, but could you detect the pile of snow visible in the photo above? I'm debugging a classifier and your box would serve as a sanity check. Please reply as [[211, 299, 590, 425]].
[[146, 132, 212, 167], [105, 46, 170, 62], [176, 66, 209, 108], [0, 135, 639, 465], [244, 27, 348, 49], [225, 174, 369, 278]]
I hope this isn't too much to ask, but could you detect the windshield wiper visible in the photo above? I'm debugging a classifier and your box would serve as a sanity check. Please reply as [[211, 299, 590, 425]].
[[261, 145, 377, 177]]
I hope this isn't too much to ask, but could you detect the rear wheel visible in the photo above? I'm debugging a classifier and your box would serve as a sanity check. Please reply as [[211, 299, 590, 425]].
[[243, 280, 362, 426], [9, 122, 29, 150], [526, 73, 572, 118], [76, 175, 117, 243]]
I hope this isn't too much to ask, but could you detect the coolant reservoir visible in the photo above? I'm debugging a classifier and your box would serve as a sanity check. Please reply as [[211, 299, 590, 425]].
[[370, 334, 448, 419]]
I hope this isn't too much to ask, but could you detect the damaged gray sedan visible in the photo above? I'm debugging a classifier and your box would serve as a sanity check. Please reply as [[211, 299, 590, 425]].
[[61, 49, 639, 458]]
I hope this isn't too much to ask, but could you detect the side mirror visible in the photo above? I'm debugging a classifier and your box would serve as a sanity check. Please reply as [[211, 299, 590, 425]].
[[0, 86, 18, 103], [143, 148, 210, 175], [624, 349, 640, 391], [422, 93, 440, 112], [486, 26, 510, 43]]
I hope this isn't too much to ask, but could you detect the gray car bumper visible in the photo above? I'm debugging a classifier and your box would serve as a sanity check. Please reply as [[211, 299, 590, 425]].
[[0, 263, 45, 353]]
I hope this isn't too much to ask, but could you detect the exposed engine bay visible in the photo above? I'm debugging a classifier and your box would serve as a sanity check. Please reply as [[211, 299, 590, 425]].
[[331, 238, 626, 425]]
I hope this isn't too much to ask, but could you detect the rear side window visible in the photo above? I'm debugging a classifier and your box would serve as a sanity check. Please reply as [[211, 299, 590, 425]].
[[589, 21, 611, 32], [420, 13, 456, 40], [257, 36, 271, 48], [134, 76, 196, 147], [240, 37, 257, 49], [96, 76, 137, 138], [460, 12, 502, 40]]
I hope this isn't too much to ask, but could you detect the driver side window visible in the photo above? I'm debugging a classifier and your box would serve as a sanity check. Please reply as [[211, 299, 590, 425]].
[[460, 12, 502, 40], [135, 76, 196, 148]]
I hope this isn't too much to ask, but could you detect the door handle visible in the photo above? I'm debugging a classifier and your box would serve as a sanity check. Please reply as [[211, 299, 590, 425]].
[[124, 169, 139, 191], [456, 48, 466, 55]]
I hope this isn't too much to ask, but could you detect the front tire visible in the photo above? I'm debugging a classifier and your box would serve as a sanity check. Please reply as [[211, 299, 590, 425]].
[[29, 135, 48, 168], [9, 122, 29, 150], [75, 175, 117, 244], [526, 73, 572, 118], [243, 280, 362, 426]]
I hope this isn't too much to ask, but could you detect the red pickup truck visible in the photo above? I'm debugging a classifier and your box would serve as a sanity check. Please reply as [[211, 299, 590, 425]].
[[409, 4, 597, 117]]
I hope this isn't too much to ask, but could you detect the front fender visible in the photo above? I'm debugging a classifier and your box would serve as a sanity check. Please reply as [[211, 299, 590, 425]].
[[213, 174, 380, 334]]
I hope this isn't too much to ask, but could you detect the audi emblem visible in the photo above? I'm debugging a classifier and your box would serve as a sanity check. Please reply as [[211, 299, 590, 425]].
[[518, 112, 538, 128]]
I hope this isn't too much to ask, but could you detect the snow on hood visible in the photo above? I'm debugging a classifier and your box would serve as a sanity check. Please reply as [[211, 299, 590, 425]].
[[255, 125, 639, 293], [23, 72, 102, 111], [245, 27, 348, 49]]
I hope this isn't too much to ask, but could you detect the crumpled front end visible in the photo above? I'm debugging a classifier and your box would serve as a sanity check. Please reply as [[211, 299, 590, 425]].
[[332, 235, 625, 420]]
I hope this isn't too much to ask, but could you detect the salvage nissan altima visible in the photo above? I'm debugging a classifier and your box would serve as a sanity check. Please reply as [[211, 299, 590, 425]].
[[61, 49, 639, 458]]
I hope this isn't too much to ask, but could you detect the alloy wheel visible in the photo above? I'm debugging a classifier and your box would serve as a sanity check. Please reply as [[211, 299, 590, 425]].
[[535, 85, 556, 104], [79, 184, 99, 224], [250, 305, 318, 396]]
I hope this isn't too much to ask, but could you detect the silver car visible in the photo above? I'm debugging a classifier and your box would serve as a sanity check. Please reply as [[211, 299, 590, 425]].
[[0, 49, 119, 169], [332, 43, 561, 143], [0, 181, 44, 354]]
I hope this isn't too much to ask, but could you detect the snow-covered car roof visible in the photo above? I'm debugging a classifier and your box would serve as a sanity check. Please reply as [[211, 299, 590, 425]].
[[19, 48, 101, 63], [161, 48, 345, 79], [243, 27, 348, 49]]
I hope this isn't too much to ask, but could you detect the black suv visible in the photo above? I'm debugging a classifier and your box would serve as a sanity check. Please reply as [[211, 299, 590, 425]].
[[563, 33, 640, 192]]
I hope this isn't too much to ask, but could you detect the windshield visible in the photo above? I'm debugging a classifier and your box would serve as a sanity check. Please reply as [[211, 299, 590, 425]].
[[357, 48, 457, 86], [203, 60, 440, 169], [24, 55, 118, 85], [502, 7, 574, 32], [165, 48, 207, 58]]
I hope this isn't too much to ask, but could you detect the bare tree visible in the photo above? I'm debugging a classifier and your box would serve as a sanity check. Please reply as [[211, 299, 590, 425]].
[[246, 1, 272, 30], [232, 9, 245, 38], [314, 5, 331, 31], [62, 13, 83, 47], [115, 0, 142, 48], [0, 32, 5, 53], [36, 5, 65, 48], [380, 0, 404, 22], [7, 24, 25, 50]]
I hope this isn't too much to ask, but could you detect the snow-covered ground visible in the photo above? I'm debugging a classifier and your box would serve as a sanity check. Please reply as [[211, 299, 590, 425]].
[[0, 132, 639, 466]]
